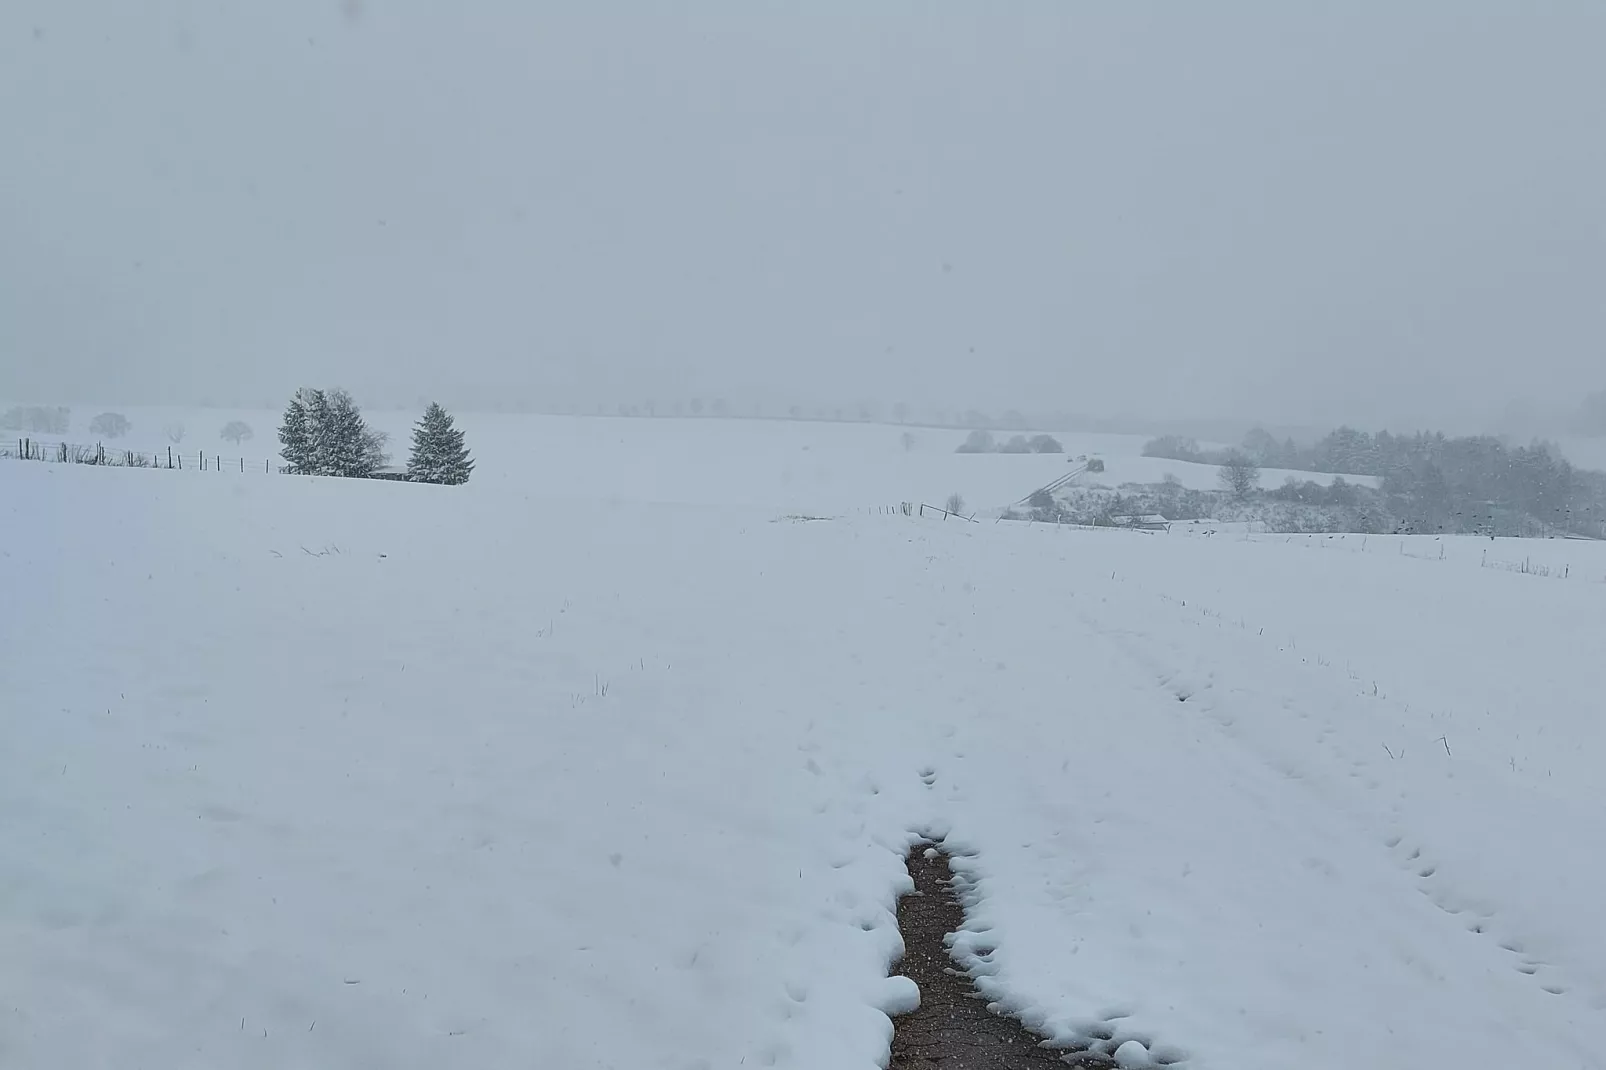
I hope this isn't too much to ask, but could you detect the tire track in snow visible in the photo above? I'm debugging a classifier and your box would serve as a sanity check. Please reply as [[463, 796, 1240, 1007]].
[[1069, 571, 1588, 1010]]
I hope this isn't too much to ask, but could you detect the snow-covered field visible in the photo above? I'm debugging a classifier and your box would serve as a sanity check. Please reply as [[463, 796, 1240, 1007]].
[[11, 404, 1374, 510], [4, 416, 1605, 1069]]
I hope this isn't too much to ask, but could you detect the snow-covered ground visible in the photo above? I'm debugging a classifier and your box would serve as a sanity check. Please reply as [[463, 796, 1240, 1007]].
[[4, 419, 1605, 1069]]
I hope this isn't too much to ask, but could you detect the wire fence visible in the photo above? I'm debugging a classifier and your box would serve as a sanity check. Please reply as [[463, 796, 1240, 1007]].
[[4, 438, 279, 473], [839, 502, 980, 522]]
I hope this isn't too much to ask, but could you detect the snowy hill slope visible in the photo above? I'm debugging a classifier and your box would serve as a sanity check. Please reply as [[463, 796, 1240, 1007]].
[[3, 461, 1604, 1069]]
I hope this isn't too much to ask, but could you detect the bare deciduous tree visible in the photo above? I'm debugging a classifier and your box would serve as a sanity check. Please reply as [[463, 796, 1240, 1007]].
[[220, 421, 254, 444], [89, 412, 131, 438], [1218, 452, 1261, 499]]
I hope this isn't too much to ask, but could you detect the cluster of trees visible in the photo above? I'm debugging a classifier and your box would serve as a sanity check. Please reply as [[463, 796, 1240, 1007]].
[[1378, 439, 1581, 535], [10, 409, 263, 448], [1141, 435, 1216, 464], [955, 430, 1064, 454], [1008, 476, 1396, 534], [2, 406, 70, 434], [278, 388, 391, 478], [1013, 452, 1603, 538], [1144, 425, 1601, 536], [276, 390, 473, 485]]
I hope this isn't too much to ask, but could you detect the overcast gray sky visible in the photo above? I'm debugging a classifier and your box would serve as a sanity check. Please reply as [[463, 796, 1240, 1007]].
[[3, 2, 1603, 430]]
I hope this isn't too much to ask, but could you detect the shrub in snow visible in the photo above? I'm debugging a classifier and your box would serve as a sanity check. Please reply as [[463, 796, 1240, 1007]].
[[956, 430, 995, 454], [998, 435, 1032, 454], [944, 493, 966, 515], [407, 403, 474, 485], [164, 422, 186, 444], [1029, 434, 1064, 454], [220, 421, 254, 445], [89, 412, 131, 438]]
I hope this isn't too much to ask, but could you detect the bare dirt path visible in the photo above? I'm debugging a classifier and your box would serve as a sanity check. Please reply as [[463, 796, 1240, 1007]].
[[889, 844, 1116, 1068]]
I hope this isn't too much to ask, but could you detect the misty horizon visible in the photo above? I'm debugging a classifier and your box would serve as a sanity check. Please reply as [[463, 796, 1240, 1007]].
[[4, 4, 1603, 438]]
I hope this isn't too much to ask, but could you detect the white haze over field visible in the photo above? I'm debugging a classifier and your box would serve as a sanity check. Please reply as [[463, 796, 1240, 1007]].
[[3, 3, 1605, 437]]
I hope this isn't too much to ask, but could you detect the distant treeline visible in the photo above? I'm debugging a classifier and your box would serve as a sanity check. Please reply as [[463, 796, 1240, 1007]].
[[1143, 427, 1603, 537], [1, 406, 71, 434], [955, 431, 1064, 454]]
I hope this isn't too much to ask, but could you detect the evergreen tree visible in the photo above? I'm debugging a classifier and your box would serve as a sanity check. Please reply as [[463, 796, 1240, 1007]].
[[278, 392, 311, 473], [279, 387, 384, 477], [301, 388, 333, 475], [322, 389, 382, 477], [407, 403, 474, 485]]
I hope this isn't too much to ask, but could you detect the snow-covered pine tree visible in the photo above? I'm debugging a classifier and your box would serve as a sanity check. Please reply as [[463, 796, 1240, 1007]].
[[407, 403, 474, 485], [300, 388, 333, 476], [278, 391, 311, 473], [322, 389, 383, 478]]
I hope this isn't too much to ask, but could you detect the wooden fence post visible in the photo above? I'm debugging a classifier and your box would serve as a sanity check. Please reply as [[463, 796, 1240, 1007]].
[[167, 446, 173, 469]]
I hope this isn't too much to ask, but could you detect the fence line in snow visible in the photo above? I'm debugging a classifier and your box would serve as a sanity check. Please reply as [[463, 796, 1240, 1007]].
[[842, 502, 980, 522], [5, 438, 277, 473]]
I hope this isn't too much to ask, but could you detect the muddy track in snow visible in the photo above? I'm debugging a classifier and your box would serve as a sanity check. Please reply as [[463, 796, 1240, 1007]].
[[889, 844, 1116, 1069]]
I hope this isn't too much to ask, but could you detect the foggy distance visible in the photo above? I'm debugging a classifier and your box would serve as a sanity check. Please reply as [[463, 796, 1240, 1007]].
[[4, 3, 1604, 437]]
